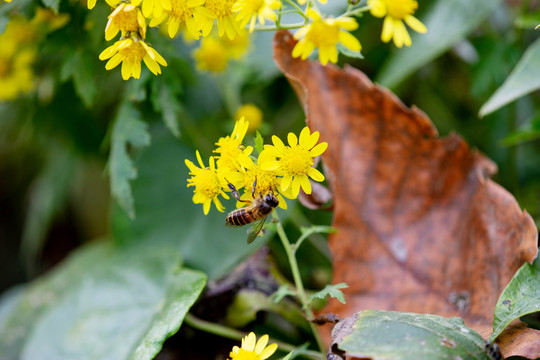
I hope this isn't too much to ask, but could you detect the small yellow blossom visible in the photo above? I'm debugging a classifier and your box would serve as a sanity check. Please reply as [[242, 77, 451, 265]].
[[99, 35, 167, 80], [105, 3, 147, 40], [368, 0, 427, 48], [214, 117, 254, 171], [4, 0, 13, 2], [193, 36, 229, 72], [204, 0, 242, 39], [186, 150, 230, 214], [222, 29, 250, 58], [228, 332, 278, 360], [292, 8, 361, 65], [149, 0, 216, 39], [235, 104, 263, 133], [232, 0, 280, 32], [260, 126, 327, 197], [142, 0, 171, 19]]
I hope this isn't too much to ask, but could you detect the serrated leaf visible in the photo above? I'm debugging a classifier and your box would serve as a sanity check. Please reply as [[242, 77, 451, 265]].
[[60, 50, 97, 108], [110, 102, 151, 219], [150, 76, 182, 137], [337, 43, 363, 60], [271, 284, 296, 303], [0, 241, 206, 360], [489, 256, 540, 342], [479, 37, 540, 117], [309, 283, 348, 304], [377, 0, 502, 88], [332, 310, 490, 360]]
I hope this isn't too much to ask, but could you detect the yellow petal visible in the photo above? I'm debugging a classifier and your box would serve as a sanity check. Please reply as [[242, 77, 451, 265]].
[[260, 343, 278, 359], [310, 142, 327, 157], [281, 174, 292, 191], [244, 333, 256, 351], [381, 16, 394, 43], [203, 200, 211, 215], [143, 55, 160, 75], [132, 60, 141, 79], [287, 132, 297, 146], [121, 60, 132, 80], [168, 19, 180, 38], [300, 174, 311, 194], [105, 53, 122, 69], [255, 335, 269, 354], [404, 15, 427, 34], [339, 31, 361, 52], [308, 167, 325, 182]]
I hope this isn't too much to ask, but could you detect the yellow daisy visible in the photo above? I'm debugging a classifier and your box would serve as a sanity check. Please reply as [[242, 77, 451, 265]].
[[186, 150, 230, 215], [367, 0, 427, 48], [260, 126, 327, 197], [234, 103, 262, 133], [232, 0, 280, 32], [204, 0, 243, 39], [99, 35, 167, 80], [149, 0, 216, 39], [214, 117, 254, 172], [193, 36, 229, 72], [228, 333, 278, 360], [105, 3, 147, 40], [292, 8, 361, 65]]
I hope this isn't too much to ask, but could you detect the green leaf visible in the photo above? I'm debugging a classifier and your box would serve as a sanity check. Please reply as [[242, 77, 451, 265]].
[[501, 110, 540, 146], [309, 283, 348, 304], [111, 129, 260, 279], [489, 256, 540, 342], [479, 37, 540, 117], [271, 284, 296, 303], [60, 50, 98, 108], [333, 310, 490, 360], [337, 43, 363, 60], [150, 75, 183, 137], [0, 241, 206, 360], [109, 102, 151, 219], [376, 0, 502, 88], [254, 131, 264, 155], [41, 0, 61, 13]]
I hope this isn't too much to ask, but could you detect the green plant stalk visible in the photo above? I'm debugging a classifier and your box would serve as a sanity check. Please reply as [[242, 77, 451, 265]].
[[272, 211, 326, 353], [184, 313, 325, 359], [283, 0, 308, 20]]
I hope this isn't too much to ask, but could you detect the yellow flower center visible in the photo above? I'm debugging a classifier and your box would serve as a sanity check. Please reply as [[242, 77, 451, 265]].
[[244, 164, 278, 196], [205, 0, 235, 18], [192, 168, 222, 199], [230, 349, 261, 360], [281, 146, 313, 176], [170, 0, 195, 21], [306, 19, 340, 48], [112, 8, 140, 31], [119, 41, 147, 62], [383, 0, 417, 19]]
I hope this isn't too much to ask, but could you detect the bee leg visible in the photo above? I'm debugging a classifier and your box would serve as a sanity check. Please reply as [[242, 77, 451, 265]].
[[227, 181, 250, 203], [252, 178, 257, 199]]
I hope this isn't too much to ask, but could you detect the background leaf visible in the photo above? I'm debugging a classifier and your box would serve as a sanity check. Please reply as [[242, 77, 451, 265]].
[[0, 241, 206, 360], [109, 102, 151, 219], [331, 310, 490, 360], [376, 0, 502, 88], [479, 37, 540, 117], [490, 256, 540, 341]]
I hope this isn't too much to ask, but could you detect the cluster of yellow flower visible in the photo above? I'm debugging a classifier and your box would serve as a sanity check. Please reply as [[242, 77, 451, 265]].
[[228, 332, 278, 360], [185, 117, 327, 215], [0, 9, 69, 101]]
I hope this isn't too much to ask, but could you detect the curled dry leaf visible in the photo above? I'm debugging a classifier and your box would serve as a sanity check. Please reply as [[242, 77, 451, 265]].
[[273, 30, 538, 348], [495, 320, 540, 359]]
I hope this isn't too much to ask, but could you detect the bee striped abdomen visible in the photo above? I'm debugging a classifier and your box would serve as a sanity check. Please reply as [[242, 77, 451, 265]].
[[226, 208, 256, 226]]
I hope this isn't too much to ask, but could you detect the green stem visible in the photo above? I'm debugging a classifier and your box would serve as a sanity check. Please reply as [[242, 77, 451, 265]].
[[283, 0, 308, 19], [341, 5, 371, 17], [184, 313, 325, 359], [253, 23, 306, 31], [272, 211, 326, 353]]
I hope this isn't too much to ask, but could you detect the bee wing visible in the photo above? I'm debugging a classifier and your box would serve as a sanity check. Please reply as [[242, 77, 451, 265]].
[[246, 216, 268, 244]]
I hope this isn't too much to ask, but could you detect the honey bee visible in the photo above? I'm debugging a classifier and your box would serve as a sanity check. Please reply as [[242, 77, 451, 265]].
[[225, 181, 279, 244]]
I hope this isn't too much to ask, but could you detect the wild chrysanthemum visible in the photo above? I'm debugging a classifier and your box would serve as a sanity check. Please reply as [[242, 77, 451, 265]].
[[186, 151, 230, 214], [0, 47, 35, 101], [99, 35, 167, 80], [292, 8, 361, 65], [150, 0, 216, 39], [232, 0, 280, 32], [214, 117, 254, 171], [204, 0, 242, 39], [193, 36, 229, 72], [367, 0, 426, 48], [105, 3, 147, 40], [260, 126, 327, 197], [235, 104, 262, 133], [228, 333, 278, 360]]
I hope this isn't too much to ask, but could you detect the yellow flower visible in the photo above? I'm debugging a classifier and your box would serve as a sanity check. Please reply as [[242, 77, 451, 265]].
[[105, 3, 147, 40], [186, 150, 230, 214], [193, 36, 229, 72], [214, 117, 254, 171], [367, 0, 427, 48], [142, 0, 171, 18], [149, 0, 216, 39], [232, 0, 280, 32], [222, 28, 249, 58], [260, 126, 327, 197], [204, 0, 242, 39], [99, 35, 167, 80], [292, 8, 361, 65], [235, 103, 262, 133], [228, 333, 278, 360]]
